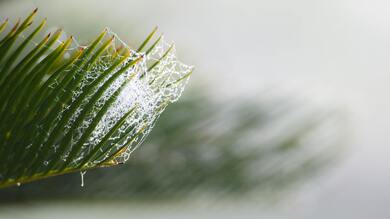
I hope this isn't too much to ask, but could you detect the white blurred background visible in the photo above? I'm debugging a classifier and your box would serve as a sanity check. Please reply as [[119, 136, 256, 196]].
[[1, 0, 390, 218]]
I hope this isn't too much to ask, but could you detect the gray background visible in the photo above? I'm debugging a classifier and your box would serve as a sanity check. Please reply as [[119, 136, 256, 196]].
[[1, 0, 389, 218]]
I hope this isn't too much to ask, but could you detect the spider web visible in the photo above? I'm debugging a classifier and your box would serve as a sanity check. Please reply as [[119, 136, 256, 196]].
[[12, 24, 193, 169]]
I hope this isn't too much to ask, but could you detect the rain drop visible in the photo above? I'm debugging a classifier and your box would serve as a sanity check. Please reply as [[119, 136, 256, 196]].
[[80, 171, 86, 187]]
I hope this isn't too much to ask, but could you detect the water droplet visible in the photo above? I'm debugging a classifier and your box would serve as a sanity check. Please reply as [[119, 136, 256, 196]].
[[80, 171, 86, 187], [16, 182, 21, 186], [43, 161, 49, 166]]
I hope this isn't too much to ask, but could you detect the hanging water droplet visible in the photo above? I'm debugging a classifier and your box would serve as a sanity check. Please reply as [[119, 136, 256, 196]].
[[16, 182, 21, 186], [80, 171, 86, 187], [43, 161, 49, 166]]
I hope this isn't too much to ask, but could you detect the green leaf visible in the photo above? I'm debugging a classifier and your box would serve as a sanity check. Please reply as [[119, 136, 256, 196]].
[[0, 10, 192, 188]]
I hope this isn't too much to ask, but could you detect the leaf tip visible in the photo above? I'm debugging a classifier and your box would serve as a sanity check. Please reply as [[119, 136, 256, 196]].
[[123, 47, 131, 57]]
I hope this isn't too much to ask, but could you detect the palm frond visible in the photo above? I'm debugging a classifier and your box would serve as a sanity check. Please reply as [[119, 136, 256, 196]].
[[0, 9, 193, 188]]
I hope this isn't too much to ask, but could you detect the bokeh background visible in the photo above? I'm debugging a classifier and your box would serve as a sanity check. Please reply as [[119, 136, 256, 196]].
[[0, 0, 389, 218]]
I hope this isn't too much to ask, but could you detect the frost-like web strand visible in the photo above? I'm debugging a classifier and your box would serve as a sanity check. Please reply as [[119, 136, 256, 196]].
[[11, 25, 193, 169]]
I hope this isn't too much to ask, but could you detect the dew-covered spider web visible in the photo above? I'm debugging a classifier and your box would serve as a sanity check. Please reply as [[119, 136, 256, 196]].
[[66, 30, 192, 167], [8, 25, 193, 172]]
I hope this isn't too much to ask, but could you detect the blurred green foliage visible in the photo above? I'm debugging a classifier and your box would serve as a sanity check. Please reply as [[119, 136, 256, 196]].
[[0, 87, 342, 202]]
